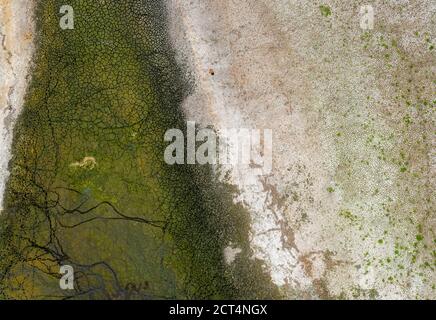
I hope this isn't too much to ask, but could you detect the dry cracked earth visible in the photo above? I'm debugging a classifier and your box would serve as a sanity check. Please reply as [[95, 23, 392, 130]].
[[169, 0, 435, 299], [0, 0, 434, 300]]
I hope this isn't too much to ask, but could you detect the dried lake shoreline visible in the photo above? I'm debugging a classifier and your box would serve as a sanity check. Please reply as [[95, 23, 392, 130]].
[[0, 0, 35, 212], [0, 0, 433, 299], [167, 0, 435, 298]]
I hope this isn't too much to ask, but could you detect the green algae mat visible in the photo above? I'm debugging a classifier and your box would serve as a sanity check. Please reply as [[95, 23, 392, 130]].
[[0, 0, 277, 299]]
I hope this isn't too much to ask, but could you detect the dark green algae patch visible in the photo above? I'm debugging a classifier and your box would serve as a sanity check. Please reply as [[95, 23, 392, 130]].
[[0, 0, 279, 299]]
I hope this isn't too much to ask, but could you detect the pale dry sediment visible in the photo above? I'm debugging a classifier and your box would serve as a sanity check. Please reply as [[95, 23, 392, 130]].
[[167, 0, 435, 299], [0, 0, 35, 211]]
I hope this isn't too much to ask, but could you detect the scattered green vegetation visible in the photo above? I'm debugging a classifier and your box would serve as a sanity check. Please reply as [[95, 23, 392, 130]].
[[319, 5, 332, 17], [339, 210, 358, 223]]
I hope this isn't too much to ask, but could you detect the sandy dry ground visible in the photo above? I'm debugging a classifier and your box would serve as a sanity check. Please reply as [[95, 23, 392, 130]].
[[168, 0, 435, 299], [0, 0, 433, 299], [0, 0, 35, 211]]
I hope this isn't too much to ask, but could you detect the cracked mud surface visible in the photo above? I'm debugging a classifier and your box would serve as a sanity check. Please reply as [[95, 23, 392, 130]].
[[169, 0, 435, 298], [0, 0, 434, 300]]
